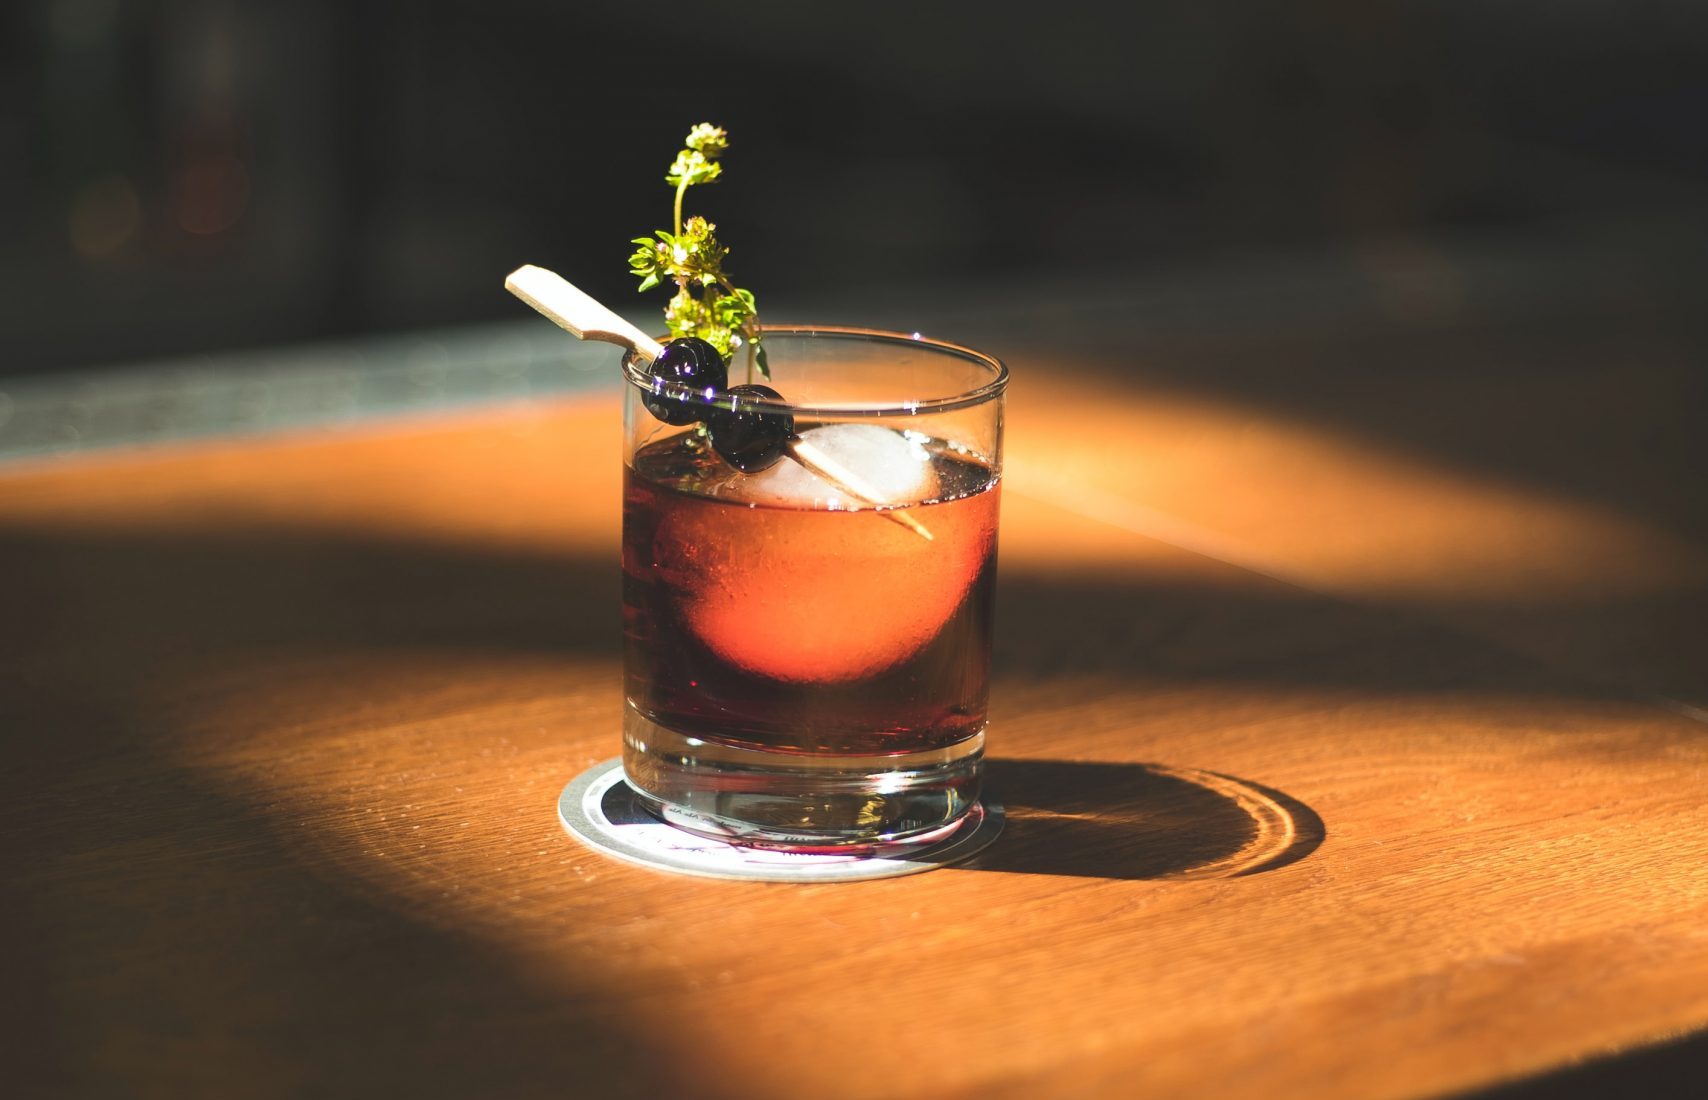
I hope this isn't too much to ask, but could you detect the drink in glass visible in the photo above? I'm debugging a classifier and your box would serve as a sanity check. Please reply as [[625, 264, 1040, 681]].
[[620, 326, 1006, 849]]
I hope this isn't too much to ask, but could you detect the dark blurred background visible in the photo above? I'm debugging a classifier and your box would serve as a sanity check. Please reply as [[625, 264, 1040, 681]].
[[4, 0, 1707, 374]]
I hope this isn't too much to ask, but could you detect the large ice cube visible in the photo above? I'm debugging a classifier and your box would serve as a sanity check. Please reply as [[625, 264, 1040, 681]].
[[724, 423, 938, 509]]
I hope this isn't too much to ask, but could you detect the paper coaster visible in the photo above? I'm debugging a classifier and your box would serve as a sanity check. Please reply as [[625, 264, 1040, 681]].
[[557, 758, 1004, 883]]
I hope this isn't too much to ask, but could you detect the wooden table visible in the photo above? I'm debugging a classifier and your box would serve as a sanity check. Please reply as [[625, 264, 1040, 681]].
[[5, 297, 1707, 1098]]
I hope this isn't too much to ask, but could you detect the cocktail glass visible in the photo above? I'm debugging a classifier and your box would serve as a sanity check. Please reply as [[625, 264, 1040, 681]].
[[620, 326, 1007, 850]]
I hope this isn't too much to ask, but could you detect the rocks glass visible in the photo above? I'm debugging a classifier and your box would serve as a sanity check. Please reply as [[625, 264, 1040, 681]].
[[620, 326, 1006, 850]]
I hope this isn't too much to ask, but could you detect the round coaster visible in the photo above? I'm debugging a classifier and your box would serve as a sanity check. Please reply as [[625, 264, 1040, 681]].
[[558, 758, 1004, 883]]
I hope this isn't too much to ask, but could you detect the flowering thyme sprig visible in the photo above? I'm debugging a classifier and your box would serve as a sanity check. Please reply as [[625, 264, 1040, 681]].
[[627, 123, 767, 380]]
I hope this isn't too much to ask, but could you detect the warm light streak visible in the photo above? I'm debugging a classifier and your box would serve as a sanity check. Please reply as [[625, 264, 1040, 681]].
[[1004, 378, 1708, 607]]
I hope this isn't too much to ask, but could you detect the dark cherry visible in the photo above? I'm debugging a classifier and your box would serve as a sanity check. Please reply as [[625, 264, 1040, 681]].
[[643, 337, 728, 425], [707, 384, 794, 472]]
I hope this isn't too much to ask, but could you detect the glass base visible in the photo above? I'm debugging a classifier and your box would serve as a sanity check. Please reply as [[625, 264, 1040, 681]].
[[622, 704, 984, 851]]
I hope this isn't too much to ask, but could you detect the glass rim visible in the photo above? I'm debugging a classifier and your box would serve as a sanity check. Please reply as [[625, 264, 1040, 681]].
[[621, 324, 1008, 418]]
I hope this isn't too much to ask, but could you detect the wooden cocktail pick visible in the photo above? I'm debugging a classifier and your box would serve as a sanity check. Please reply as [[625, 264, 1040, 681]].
[[505, 265, 665, 360], [504, 264, 931, 539]]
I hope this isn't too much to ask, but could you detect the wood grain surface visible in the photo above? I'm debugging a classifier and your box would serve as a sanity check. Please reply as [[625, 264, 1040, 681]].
[[4, 321, 1707, 1099]]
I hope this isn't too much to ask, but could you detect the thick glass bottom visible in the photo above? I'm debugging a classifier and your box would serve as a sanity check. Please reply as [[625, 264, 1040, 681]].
[[622, 703, 984, 851]]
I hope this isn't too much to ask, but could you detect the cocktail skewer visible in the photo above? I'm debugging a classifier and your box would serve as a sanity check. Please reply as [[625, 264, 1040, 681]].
[[505, 265, 666, 359], [505, 264, 932, 540]]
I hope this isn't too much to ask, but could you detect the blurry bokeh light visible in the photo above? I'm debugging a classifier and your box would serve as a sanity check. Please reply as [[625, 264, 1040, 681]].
[[68, 174, 141, 258]]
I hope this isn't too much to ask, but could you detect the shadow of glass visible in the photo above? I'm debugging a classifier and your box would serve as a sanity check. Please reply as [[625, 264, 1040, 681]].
[[964, 758, 1324, 881]]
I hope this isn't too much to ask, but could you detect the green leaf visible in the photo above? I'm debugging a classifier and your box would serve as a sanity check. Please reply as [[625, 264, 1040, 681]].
[[754, 343, 771, 380]]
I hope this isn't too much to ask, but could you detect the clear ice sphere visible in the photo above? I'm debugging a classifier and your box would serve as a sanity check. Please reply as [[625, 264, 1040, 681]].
[[728, 423, 938, 508]]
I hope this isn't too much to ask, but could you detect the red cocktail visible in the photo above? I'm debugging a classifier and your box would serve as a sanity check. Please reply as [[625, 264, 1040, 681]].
[[620, 327, 1007, 848]]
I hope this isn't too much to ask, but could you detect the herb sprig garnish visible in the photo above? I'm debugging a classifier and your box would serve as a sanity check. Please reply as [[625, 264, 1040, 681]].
[[627, 124, 767, 381]]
